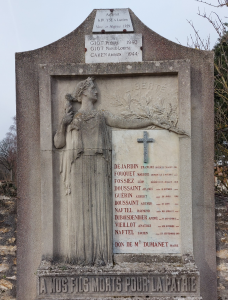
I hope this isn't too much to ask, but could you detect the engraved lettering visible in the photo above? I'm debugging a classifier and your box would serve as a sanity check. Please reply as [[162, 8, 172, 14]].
[[84, 278, 89, 292], [165, 276, 171, 292], [39, 275, 198, 295], [115, 215, 147, 220], [115, 193, 132, 198], [79, 277, 83, 292], [151, 277, 156, 292], [115, 242, 124, 247], [40, 278, 47, 294], [137, 277, 142, 291], [105, 278, 111, 292], [116, 277, 122, 292], [191, 277, 196, 292], [62, 278, 68, 293], [71, 278, 77, 293], [115, 222, 136, 227], [92, 278, 99, 292], [143, 277, 148, 292], [181, 276, 188, 292], [176, 278, 181, 292], [51, 278, 55, 293], [126, 277, 130, 291], [100, 278, 105, 292], [111, 277, 115, 292], [156, 277, 163, 292], [56, 278, 62, 293], [131, 277, 137, 291], [170, 277, 177, 292]]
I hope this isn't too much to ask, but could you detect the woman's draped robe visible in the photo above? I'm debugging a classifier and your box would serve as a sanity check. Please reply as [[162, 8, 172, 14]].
[[60, 110, 112, 265]]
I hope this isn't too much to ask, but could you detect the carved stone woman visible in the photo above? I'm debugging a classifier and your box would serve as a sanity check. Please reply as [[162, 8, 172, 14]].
[[54, 77, 183, 266]]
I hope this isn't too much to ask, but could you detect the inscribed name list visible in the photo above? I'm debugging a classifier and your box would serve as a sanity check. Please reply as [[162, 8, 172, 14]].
[[93, 9, 134, 33], [112, 130, 181, 254], [85, 34, 142, 63]]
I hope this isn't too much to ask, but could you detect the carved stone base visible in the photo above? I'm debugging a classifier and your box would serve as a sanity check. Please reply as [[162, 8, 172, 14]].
[[36, 297, 202, 300], [36, 258, 201, 299]]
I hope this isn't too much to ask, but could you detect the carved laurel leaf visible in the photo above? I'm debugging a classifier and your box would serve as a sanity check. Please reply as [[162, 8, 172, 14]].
[[110, 91, 179, 128]]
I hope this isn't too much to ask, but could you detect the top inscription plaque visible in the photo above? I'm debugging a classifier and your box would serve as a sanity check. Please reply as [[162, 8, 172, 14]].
[[93, 9, 134, 33]]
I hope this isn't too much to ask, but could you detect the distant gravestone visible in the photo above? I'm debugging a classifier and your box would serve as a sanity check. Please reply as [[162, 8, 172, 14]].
[[16, 8, 216, 300]]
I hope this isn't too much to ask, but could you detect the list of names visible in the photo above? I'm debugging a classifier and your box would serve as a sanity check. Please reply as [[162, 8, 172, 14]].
[[112, 130, 181, 254], [85, 34, 142, 64]]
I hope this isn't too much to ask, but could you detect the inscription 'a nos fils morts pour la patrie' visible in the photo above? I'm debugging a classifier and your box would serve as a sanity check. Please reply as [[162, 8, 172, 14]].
[[93, 9, 134, 32], [112, 130, 181, 254], [39, 275, 197, 296], [85, 34, 142, 63]]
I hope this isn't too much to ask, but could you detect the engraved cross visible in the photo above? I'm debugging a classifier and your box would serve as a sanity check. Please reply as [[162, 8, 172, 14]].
[[137, 131, 154, 163]]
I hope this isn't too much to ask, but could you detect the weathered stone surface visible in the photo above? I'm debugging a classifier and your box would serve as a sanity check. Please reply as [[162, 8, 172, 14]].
[[16, 8, 215, 300], [37, 258, 200, 298], [42, 64, 191, 267], [35, 297, 202, 300]]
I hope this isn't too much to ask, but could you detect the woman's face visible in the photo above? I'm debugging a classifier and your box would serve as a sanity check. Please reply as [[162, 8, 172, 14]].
[[85, 83, 98, 103]]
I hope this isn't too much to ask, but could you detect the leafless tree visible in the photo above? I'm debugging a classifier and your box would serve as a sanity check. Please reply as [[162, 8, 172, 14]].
[[0, 116, 17, 182], [188, 0, 228, 193]]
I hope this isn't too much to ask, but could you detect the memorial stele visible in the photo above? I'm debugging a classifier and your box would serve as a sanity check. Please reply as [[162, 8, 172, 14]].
[[16, 8, 216, 300]]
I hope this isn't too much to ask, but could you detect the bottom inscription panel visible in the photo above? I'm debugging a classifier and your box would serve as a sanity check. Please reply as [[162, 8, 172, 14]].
[[38, 274, 199, 297]]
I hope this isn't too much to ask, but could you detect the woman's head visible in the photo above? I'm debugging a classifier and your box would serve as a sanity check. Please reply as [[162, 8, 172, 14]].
[[72, 77, 97, 103]]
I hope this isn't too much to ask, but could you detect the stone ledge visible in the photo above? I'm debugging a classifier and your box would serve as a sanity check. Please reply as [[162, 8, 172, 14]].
[[38, 259, 199, 275], [35, 297, 202, 300]]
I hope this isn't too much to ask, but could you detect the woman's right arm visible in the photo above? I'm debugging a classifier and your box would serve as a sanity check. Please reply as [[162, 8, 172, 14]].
[[54, 106, 74, 149]]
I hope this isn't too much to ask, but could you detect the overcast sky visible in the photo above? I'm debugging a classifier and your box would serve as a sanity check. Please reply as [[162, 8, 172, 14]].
[[0, 0, 226, 140]]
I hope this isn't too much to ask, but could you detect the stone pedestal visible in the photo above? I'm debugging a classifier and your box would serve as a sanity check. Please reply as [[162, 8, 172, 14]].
[[36, 255, 200, 299]]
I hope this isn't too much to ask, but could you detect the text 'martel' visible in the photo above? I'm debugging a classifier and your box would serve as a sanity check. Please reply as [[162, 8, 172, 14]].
[[93, 9, 134, 33]]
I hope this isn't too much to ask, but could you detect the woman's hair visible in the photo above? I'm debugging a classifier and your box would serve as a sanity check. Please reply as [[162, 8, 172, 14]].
[[71, 77, 94, 102]]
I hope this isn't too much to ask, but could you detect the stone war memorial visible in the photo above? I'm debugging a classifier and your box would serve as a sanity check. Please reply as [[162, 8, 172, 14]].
[[16, 9, 216, 300]]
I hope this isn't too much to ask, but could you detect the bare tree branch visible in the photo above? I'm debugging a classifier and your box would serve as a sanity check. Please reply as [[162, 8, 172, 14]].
[[186, 19, 211, 49], [196, 0, 228, 8], [190, 0, 228, 194], [197, 9, 226, 38]]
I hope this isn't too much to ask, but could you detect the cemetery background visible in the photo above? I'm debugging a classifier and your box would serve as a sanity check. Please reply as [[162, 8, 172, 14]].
[[1, 1, 228, 300]]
